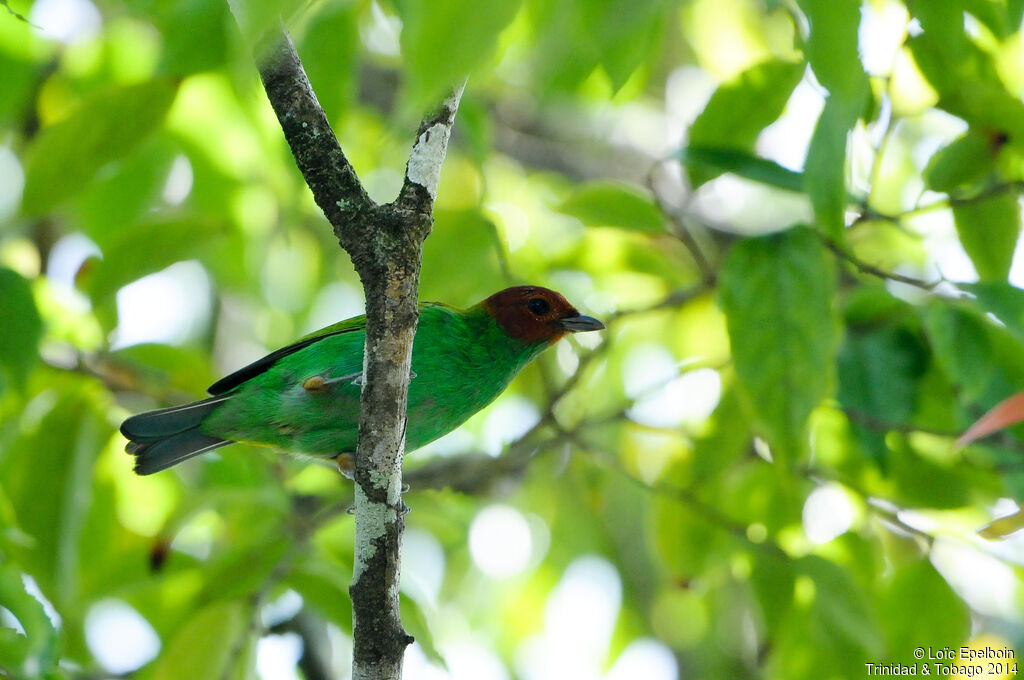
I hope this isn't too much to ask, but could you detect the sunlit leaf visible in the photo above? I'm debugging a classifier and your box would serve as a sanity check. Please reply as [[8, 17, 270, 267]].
[[557, 181, 665, 233], [422, 209, 508, 302], [952, 191, 1022, 282], [767, 555, 883, 679], [803, 95, 862, 239], [0, 268, 42, 390], [397, 0, 521, 110], [82, 217, 225, 305], [923, 130, 1000, 193], [527, 0, 668, 93], [962, 0, 1012, 37], [687, 59, 805, 187], [0, 564, 58, 677], [719, 226, 839, 463], [0, 380, 109, 607], [677, 146, 805, 193], [21, 79, 179, 215], [798, 555, 883, 656], [0, 50, 36, 126], [907, 0, 1024, 142], [298, 1, 360, 120], [749, 554, 795, 636], [797, 0, 868, 238], [889, 435, 995, 509], [880, 560, 969, 660], [156, 0, 230, 75], [147, 600, 248, 680], [796, 0, 868, 100], [0, 0, 31, 24]]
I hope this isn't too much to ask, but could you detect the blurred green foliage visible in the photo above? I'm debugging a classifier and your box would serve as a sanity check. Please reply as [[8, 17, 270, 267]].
[[2, 0, 1024, 679]]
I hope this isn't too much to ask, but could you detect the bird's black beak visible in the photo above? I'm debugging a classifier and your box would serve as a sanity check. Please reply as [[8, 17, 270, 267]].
[[557, 314, 606, 332]]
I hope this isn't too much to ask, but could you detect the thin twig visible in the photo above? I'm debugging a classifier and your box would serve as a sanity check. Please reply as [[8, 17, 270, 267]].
[[819, 234, 942, 290], [605, 282, 714, 324], [646, 162, 716, 282]]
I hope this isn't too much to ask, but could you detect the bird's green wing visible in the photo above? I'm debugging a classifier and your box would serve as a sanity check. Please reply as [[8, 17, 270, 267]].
[[206, 315, 367, 395]]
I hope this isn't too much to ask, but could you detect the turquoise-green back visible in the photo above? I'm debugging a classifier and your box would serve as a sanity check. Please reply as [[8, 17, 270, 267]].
[[201, 304, 548, 456]]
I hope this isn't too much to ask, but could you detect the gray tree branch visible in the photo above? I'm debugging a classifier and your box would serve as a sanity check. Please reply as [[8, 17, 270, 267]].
[[240, 17, 463, 680]]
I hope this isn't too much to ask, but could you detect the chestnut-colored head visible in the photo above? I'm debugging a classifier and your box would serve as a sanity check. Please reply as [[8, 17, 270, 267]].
[[480, 286, 605, 344]]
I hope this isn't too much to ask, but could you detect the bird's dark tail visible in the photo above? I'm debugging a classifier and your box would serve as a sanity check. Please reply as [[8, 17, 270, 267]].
[[120, 396, 232, 475]]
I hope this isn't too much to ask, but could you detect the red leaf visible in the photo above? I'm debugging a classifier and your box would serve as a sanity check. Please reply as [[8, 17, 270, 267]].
[[956, 392, 1024, 448]]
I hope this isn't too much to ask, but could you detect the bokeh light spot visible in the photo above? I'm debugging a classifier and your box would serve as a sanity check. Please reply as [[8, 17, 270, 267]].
[[469, 505, 533, 579]]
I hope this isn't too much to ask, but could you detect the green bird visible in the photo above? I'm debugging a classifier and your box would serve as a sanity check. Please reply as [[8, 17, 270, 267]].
[[121, 286, 604, 475]]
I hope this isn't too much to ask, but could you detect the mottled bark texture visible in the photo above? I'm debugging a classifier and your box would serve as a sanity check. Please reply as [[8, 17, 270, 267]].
[[251, 24, 462, 680]]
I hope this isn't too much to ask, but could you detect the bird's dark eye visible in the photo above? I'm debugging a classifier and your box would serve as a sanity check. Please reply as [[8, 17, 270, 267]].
[[527, 297, 550, 316]]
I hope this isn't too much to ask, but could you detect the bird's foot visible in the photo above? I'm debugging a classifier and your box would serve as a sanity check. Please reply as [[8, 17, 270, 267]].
[[304, 372, 363, 393], [335, 453, 355, 479], [304, 370, 420, 393]]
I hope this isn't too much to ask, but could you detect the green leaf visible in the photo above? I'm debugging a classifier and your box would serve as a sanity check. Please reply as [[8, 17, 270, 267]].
[[906, 1, 1024, 143], [21, 79, 179, 215], [962, 0, 1012, 38], [923, 130, 999, 193], [0, 268, 43, 390], [798, 555, 883, 655], [397, 0, 521, 110], [920, 302, 1024, 407], [298, 1, 360, 120], [110, 343, 216, 395], [889, 436, 975, 508], [156, 0, 229, 75], [0, 50, 36, 126], [596, 0, 667, 90], [75, 138, 179, 245], [199, 536, 291, 602], [677, 146, 806, 193], [767, 555, 883, 680], [797, 0, 868, 238], [82, 217, 225, 305], [401, 593, 444, 666], [719, 226, 839, 463], [422, 209, 508, 302], [0, 0, 31, 24], [749, 555, 796, 636], [0, 564, 58, 677], [837, 326, 927, 466], [1011, 0, 1024, 27], [687, 59, 805, 188], [952, 191, 1022, 282], [803, 94, 862, 239], [879, 560, 969, 663], [557, 181, 665, 233], [960, 281, 1024, 343], [922, 304, 995, 402], [145, 600, 248, 680], [285, 559, 353, 634], [527, 0, 668, 94], [0, 382, 109, 606], [796, 0, 868, 101]]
